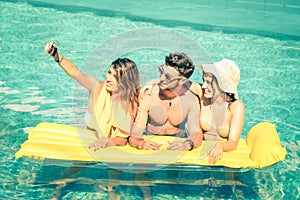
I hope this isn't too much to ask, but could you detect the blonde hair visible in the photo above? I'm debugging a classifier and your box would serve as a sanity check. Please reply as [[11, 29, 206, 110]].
[[111, 58, 140, 119]]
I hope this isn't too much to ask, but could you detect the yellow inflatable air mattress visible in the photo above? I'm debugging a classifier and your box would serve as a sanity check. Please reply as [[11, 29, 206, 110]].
[[15, 122, 286, 168]]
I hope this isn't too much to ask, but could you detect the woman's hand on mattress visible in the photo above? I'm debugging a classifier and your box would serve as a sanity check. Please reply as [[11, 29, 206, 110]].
[[207, 142, 223, 164], [88, 137, 109, 151]]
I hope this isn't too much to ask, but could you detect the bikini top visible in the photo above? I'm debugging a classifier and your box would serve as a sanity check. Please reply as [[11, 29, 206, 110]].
[[200, 118, 229, 140], [200, 102, 231, 140]]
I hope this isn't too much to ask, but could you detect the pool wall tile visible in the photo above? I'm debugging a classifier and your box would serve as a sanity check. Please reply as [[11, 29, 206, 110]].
[[285, 0, 300, 7], [29, 0, 300, 37]]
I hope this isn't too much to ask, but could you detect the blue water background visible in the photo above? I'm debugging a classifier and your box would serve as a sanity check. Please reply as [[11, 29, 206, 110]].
[[0, 0, 299, 199]]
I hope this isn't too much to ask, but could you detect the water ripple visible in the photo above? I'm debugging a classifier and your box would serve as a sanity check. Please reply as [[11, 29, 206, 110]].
[[3, 104, 40, 112], [1, 1, 299, 199]]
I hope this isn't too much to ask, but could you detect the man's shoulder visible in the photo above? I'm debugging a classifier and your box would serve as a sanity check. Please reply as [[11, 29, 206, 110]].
[[139, 85, 160, 105], [181, 89, 200, 106], [184, 88, 199, 99], [143, 85, 159, 98]]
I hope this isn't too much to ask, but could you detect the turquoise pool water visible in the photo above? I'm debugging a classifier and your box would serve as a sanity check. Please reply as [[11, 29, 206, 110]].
[[1, 0, 300, 199]]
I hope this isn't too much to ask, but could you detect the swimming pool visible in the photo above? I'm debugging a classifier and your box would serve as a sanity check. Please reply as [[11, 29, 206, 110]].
[[1, 0, 299, 199]]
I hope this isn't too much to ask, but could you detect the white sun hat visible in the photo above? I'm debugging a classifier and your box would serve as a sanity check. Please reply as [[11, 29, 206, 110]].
[[201, 58, 240, 99]]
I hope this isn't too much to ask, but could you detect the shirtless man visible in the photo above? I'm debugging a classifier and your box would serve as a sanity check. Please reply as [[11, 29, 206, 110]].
[[129, 53, 203, 151]]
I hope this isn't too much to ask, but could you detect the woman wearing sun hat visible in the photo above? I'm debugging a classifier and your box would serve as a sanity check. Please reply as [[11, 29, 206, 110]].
[[199, 58, 245, 164]]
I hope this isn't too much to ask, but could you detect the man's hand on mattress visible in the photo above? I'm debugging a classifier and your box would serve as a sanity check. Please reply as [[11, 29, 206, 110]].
[[88, 137, 109, 151]]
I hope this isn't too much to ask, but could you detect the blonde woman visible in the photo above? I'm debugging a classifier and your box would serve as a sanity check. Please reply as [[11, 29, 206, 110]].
[[45, 42, 140, 150]]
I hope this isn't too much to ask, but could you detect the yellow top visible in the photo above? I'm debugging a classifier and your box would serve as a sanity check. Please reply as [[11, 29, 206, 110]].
[[88, 85, 131, 138], [15, 122, 286, 168]]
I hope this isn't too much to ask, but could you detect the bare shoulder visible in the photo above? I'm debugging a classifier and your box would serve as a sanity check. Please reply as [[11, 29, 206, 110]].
[[186, 88, 199, 98], [184, 89, 200, 105], [230, 99, 245, 112], [97, 81, 105, 91], [139, 84, 159, 105], [146, 84, 160, 99], [93, 81, 104, 97], [188, 80, 203, 97], [98, 81, 105, 87]]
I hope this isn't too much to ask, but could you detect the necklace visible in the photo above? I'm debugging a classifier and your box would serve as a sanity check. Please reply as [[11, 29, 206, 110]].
[[159, 91, 173, 107]]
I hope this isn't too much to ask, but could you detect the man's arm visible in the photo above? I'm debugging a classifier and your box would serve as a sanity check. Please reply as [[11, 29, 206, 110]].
[[129, 93, 150, 149], [129, 90, 161, 150], [167, 93, 202, 151], [129, 123, 147, 149], [186, 93, 203, 149]]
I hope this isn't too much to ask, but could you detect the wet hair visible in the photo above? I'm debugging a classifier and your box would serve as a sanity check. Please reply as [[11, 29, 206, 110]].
[[225, 93, 236, 102], [165, 52, 195, 78], [111, 58, 140, 118]]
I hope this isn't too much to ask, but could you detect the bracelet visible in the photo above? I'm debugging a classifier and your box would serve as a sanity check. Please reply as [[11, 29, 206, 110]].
[[185, 139, 194, 151], [55, 55, 64, 63]]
